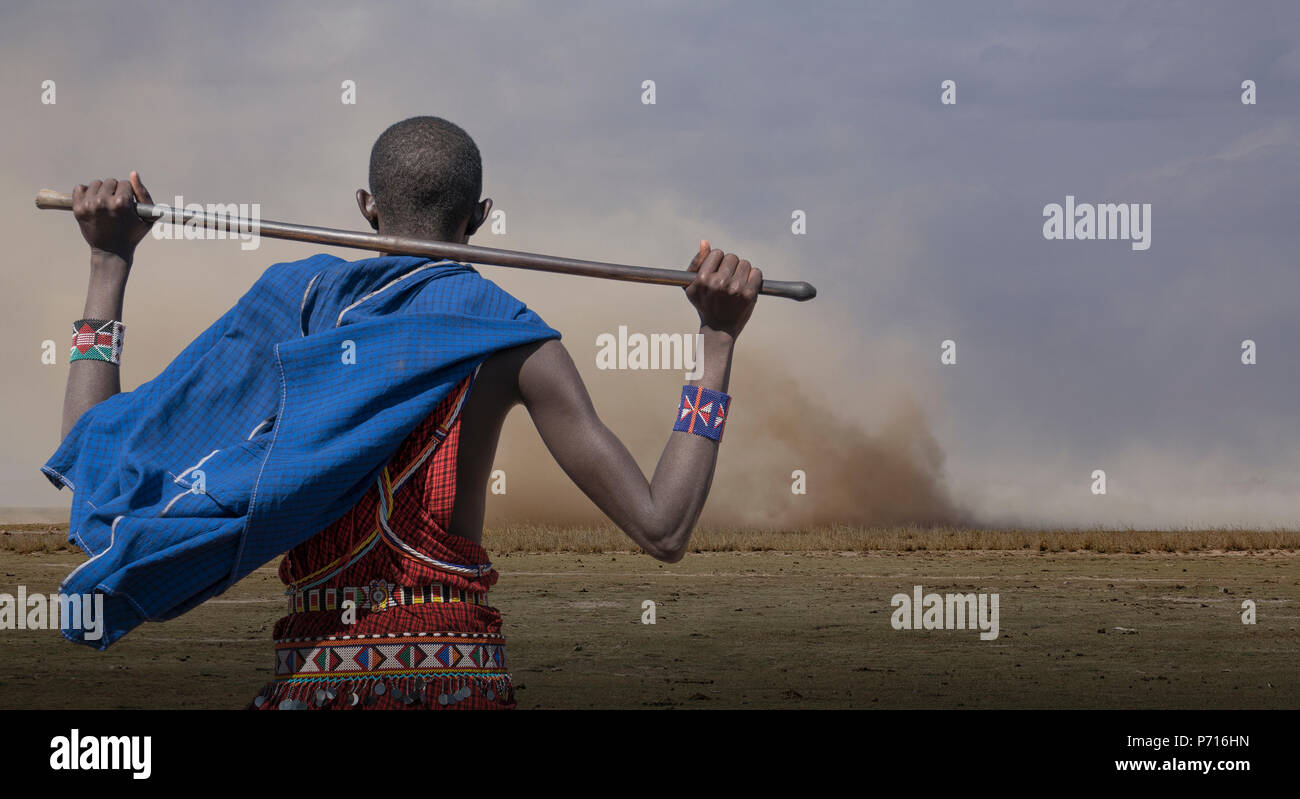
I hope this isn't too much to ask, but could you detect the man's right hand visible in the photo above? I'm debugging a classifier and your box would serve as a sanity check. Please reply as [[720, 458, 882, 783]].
[[73, 171, 155, 266], [683, 240, 762, 339]]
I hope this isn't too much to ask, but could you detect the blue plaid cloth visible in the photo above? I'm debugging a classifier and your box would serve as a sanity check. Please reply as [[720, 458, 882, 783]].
[[42, 253, 559, 649]]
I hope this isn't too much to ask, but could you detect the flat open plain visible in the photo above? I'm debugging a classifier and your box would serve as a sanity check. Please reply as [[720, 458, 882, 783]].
[[0, 526, 1294, 709]]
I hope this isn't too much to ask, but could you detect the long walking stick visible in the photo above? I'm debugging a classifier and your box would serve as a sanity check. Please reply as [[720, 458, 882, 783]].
[[35, 189, 816, 301]]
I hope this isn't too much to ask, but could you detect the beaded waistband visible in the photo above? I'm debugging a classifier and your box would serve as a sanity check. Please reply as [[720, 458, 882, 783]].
[[286, 580, 487, 615], [274, 632, 508, 679], [258, 630, 512, 709], [253, 671, 514, 709]]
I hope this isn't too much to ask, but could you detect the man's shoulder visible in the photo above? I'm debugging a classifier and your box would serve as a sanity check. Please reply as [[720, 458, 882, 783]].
[[455, 338, 561, 418]]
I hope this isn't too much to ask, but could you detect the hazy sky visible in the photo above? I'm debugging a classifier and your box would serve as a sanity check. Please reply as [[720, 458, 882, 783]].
[[2, 1, 1298, 528]]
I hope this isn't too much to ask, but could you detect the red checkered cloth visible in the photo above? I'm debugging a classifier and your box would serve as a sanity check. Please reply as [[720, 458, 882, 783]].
[[247, 374, 514, 710]]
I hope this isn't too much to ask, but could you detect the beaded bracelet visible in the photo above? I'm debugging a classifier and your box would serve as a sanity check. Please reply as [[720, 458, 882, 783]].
[[673, 385, 730, 442], [69, 319, 125, 365]]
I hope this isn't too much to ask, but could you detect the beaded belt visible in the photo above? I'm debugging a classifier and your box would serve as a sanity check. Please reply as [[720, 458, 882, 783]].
[[286, 580, 487, 615], [260, 631, 511, 709], [274, 632, 508, 679]]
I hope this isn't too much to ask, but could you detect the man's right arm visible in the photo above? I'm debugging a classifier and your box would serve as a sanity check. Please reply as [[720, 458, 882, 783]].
[[59, 172, 155, 440], [517, 243, 760, 562]]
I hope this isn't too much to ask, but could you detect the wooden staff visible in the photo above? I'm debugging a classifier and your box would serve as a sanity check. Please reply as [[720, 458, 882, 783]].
[[34, 189, 817, 302]]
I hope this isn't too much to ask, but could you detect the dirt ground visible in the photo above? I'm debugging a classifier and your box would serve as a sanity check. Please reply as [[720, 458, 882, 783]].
[[0, 548, 1294, 709]]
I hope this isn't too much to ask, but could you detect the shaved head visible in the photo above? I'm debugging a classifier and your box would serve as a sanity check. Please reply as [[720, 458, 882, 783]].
[[368, 116, 483, 240]]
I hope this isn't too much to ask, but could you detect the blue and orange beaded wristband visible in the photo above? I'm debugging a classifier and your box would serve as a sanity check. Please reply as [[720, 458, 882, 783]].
[[673, 385, 730, 442]]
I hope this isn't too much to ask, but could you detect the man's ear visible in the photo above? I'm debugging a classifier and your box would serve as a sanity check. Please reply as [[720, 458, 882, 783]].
[[464, 197, 493, 238], [356, 189, 380, 231]]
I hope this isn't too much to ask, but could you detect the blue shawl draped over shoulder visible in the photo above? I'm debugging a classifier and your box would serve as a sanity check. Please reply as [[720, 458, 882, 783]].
[[41, 253, 559, 649]]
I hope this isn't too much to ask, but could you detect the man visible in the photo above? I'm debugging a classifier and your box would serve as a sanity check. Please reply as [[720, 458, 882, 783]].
[[49, 116, 760, 709]]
